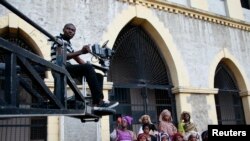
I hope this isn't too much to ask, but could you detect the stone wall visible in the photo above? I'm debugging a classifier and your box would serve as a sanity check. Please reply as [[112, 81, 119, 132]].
[[1, 0, 250, 140]]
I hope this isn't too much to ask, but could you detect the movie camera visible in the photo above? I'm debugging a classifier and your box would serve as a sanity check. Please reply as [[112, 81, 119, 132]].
[[90, 40, 114, 70]]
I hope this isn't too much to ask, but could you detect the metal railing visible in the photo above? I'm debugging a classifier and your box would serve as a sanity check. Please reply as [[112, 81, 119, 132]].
[[0, 0, 100, 121]]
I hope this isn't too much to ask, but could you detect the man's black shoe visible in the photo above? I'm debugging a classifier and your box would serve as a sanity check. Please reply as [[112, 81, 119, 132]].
[[95, 100, 119, 109], [92, 106, 116, 116]]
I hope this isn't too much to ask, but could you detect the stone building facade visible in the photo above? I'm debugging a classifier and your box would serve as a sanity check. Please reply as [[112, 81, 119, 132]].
[[0, 0, 250, 141]]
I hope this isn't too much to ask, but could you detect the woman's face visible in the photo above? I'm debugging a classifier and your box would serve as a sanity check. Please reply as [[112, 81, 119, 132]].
[[183, 113, 190, 122], [161, 136, 169, 141], [142, 117, 149, 124], [188, 135, 197, 141], [143, 126, 150, 134], [121, 119, 128, 128], [176, 136, 184, 141], [163, 114, 171, 121]]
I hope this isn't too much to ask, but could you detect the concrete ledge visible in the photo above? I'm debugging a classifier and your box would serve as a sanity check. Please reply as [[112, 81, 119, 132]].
[[240, 91, 250, 97], [172, 86, 218, 94]]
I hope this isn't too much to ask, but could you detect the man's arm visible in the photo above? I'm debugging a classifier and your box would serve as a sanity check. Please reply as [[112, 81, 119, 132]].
[[67, 50, 83, 60], [66, 44, 91, 64], [74, 56, 85, 64]]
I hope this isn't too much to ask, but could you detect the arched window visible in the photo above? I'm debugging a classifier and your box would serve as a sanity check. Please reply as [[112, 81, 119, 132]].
[[0, 31, 47, 141], [108, 23, 176, 132], [214, 63, 245, 124]]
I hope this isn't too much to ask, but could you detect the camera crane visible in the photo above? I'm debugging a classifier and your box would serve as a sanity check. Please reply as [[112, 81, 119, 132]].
[[0, 0, 116, 122]]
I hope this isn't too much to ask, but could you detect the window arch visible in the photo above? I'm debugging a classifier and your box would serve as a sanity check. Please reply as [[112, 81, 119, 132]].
[[0, 28, 47, 141], [214, 63, 245, 124], [108, 23, 176, 132]]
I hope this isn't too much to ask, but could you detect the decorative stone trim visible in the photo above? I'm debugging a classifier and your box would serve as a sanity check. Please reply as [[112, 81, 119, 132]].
[[172, 86, 218, 94], [240, 91, 250, 97], [118, 0, 250, 31], [172, 86, 249, 97]]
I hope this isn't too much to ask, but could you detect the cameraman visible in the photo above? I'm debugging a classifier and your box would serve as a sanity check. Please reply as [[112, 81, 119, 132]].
[[50, 23, 118, 109]]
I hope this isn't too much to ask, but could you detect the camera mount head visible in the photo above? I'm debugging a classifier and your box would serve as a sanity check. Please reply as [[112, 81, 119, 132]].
[[90, 40, 114, 73]]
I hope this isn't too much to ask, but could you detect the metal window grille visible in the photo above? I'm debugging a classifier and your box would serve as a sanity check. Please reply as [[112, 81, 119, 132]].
[[0, 117, 47, 141], [108, 23, 176, 132], [0, 36, 48, 141], [214, 63, 245, 124]]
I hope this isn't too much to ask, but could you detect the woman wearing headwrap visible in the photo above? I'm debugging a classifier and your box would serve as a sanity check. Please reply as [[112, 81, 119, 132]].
[[156, 132, 170, 141], [201, 130, 208, 141], [138, 115, 157, 136], [137, 133, 148, 141], [158, 109, 177, 140], [178, 111, 198, 139], [137, 123, 157, 141], [110, 115, 137, 141], [186, 131, 200, 141], [172, 132, 184, 141]]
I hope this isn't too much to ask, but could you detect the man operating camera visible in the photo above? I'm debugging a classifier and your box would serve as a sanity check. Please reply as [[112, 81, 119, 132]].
[[50, 23, 118, 109]]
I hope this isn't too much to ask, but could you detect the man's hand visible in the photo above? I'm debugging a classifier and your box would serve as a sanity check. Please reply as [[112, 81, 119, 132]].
[[81, 44, 91, 54]]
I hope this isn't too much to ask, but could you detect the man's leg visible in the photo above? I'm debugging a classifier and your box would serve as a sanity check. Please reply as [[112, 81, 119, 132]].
[[96, 73, 104, 100], [66, 64, 103, 105]]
